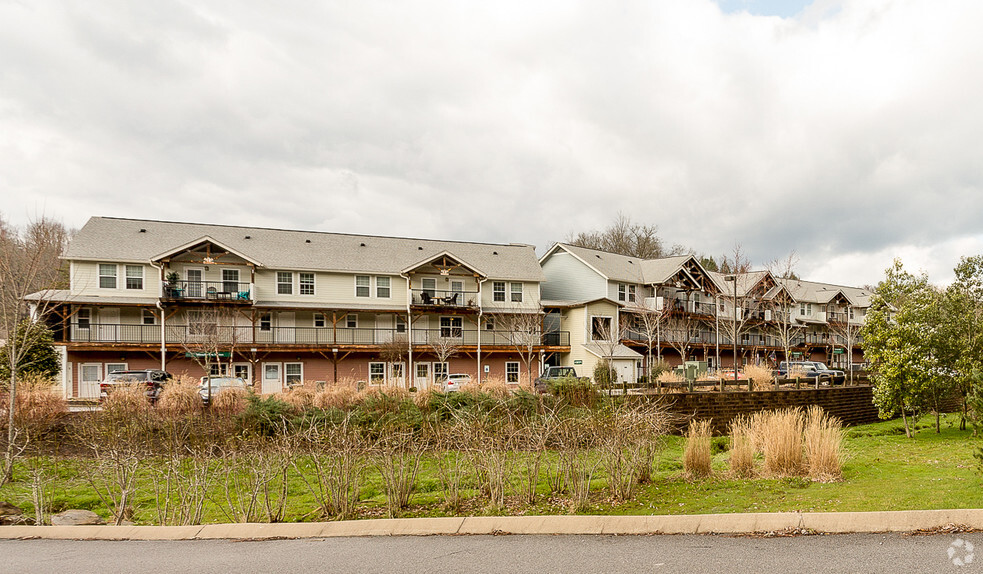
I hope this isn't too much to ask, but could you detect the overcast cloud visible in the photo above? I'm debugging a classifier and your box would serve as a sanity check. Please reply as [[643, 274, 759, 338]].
[[2, 0, 982, 287]]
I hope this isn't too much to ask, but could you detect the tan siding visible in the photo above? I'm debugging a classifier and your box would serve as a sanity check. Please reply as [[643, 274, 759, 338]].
[[541, 252, 607, 300]]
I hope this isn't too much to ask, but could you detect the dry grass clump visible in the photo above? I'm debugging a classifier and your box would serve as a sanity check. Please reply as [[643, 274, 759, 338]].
[[156, 376, 203, 418], [804, 405, 844, 481], [682, 419, 713, 479], [743, 364, 774, 391], [211, 387, 250, 416], [462, 377, 511, 399], [314, 385, 359, 410], [757, 407, 805, 477], [0, 374, 67, 429], [728, 415, 756, 478], [357, 385, 410, 403], [657, 370, 685, 384], [101, 383, 152, 417], [280, 384, 317, 412]]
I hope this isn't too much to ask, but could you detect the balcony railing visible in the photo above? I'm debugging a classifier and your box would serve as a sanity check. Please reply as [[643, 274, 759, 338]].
[[410, 289, 479, 308], [827, 311, 848, 323], [66, 323, 569, 347], [162, 281, 252, 302]]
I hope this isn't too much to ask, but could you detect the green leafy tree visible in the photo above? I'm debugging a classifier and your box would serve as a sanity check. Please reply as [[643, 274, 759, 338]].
[[0, 320, 60, 383]]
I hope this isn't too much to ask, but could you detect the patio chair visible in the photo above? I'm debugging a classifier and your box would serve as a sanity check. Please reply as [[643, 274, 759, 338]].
[[445, 292, 459, 305], [421, 292, 433, 305]]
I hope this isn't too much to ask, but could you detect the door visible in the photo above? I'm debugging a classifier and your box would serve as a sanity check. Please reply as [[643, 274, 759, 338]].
[[277, 312, 295, 344], [80, 363, 102, 399], [616, 361, 635, 384], [187, 268, 204, 298], [415, 363, 430, 390], [262, 363, 282, 394], [97, 308, 119, 342]]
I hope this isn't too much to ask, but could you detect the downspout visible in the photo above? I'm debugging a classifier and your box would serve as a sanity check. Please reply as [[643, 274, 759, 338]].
[[400, 272, 412, 389], [476, 277, 488, 385], [150, 260, 167, 371]]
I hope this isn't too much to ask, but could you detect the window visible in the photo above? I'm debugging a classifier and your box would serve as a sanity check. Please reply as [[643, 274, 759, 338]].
[[484, 316, 495, 331], [346, 314, 358, 329], [209, 363, 229, 377], [849, 307, 855, 319], [369, 362, 386, 384], [618, 284, 627, 302], [260, 313, 272, 332], [506, 362, 520, 384], [105, 363, 128, 374], [355, 275, 370, 297], [277, 272, 293, 295], [98, 264, 117, 289], [223, 269, 240, 293], [628, 285, 636, 303], [390, 362, 405, 383], [510, 282, 523, 303], [188, 310, 217, 336], [591, 316, 612, 341], [314, 313, 326, 328], [433, 362, 448, 382], [376, 276, 391, 298], [395, 315, 407, 333], [124, 265, 143, 290], [799, 303, 806, 316], [77, 308, 91, 329], [233, 364, 250, 380], [299, 272, 315, 295], [142, 309, 156, 325], [440, 316, 462, 338], [285, 363, 303, 386], [493, 282, 506, 302], [422, 278, 436, 298]]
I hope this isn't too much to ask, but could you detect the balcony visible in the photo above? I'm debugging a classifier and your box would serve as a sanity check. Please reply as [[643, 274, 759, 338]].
[[827, 311, 849, 323], [410, 289, 479, 309], [161, 280, 252, 303], [66, 323, 569, 348]]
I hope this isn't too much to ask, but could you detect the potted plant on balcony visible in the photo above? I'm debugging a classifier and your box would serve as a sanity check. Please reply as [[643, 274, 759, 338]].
[[165, 272, 181, 297]]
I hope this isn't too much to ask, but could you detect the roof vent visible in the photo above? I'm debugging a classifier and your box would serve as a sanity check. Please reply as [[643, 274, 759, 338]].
[[245, 235, 251, 239], [139, 228, 146, 233], [493, 251, 498, 255], [418, 246, 423, 250], [596, 255, 601, 259], [305, 239, 311, 244], [360, 242, 366, 247]]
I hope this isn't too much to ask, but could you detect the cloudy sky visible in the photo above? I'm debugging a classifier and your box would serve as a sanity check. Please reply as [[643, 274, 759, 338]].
[[2, 0, 982, 287]]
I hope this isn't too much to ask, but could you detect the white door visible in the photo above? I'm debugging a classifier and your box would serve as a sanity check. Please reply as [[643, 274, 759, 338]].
[[80, 363, 101, 399], [616, 361, 635, 384], [97, 308, 119, 342], [277, 312, 295, 344], [262, 363, 282, 394], [415, 363, 430, 390], [187, 268, 204, 298]]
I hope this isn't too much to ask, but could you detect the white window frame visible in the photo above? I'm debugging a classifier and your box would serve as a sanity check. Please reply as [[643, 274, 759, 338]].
[[299, 272, 315, 296], [628, 284, 637, 303], [510, 282, 523, 303], [395, 315, 407, 334], [105, 362, 128, 374], [77, 308, 91, 329], [277, 271, 294, 295], [314, 313, 326, 328], [618, 283, 626, 302], [369, 361, 386, 384], [346, 314, 358, 329], [125, 265, 143, 290], [484, 316, 495, 331], [142, 309, 156, 325], [209, 363, 230, 377], [355, 275, 371, 298], [285, 362, 304, 387], [591, 315, 613, 341], [493, 281, 506, 302], [98, 264, 118, 289], [260, 312, 272, 332], [223, 268, 241, 293], [433, 362, 449, 382], [440, 316, 463, 338], [506, 362, 520, 384], [376, 276, 391, 298]]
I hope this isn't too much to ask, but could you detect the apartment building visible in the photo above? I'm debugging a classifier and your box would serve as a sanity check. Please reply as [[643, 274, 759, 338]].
[[32, 217, 563, 398]]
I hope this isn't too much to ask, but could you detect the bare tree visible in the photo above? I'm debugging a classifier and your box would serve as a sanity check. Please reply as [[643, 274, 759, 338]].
[[1, 216, 70, 485], [764, 253, 805, 369], [567, 213, 688, 259], [623, 301, 665, 377], [427, 333, 461, 385], [179, 307, 245, 401], [379, 334, 409, 387], [495, 310, 543, 388], [717, 245, 760, 375], [662, 307, 701, 364], [828, 318, 863, 384], [590, 316, 632, 393]]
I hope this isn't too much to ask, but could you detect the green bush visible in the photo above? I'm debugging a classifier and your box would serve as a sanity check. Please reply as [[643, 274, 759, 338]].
[[238, 394, 295, 436], [593, 360, 613, 387], [0, 320, 61, 383], [548, 377, 598, 408]]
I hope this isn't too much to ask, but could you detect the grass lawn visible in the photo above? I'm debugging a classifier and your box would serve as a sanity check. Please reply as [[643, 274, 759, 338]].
[[2, 413, 981, 523]]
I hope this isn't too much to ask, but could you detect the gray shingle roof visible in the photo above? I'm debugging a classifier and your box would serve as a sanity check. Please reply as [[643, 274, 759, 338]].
[[552, 243, 703, 286], [780, 278, 872, 306], [65, 217, 545, 282]]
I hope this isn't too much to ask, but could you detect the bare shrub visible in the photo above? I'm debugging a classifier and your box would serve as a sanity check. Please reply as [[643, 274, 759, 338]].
[[102, 383, 152, 418], [804, 406, 844, 481], [598, 401, 670, 500], [555, 415, 601, 512], [148, 448, 216, 526], [214, 436, 292, 523], [294, 414, 367, 520], [682, 419, 713, 479], [743, 364, 774, 391], [757, 408, 805, 477], [315, 385, 359, 411], [728, 415, 756, 478], [432, 422, 470, 511], [211, 387, 250, 416], [374, 426, 424, 517], [517, 409, 558, 505], [465, 416, 516, 510], [156, 376, 203, 419]]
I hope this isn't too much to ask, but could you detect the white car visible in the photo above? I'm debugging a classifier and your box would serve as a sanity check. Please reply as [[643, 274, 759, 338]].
[[198, 376, 249, 404], [441, 374, 472, 392]]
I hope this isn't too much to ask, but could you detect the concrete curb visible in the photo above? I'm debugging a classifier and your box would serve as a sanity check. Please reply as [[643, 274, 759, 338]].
[[2, 509, 981, 540]]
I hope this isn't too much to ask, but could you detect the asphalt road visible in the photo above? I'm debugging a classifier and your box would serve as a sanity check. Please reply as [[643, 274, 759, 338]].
[[2, 533, 978, 573]]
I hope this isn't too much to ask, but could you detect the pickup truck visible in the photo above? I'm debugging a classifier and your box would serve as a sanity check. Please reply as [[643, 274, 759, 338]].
[[534, 366, 590, 393], [777, 361, 845, 385]]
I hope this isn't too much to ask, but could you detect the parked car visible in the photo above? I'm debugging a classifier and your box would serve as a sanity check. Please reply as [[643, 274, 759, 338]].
[[534, 366, 590, 393], [198, 376, 249, 404], [441, 373, 472, 392], [100, 369, 172, 401], [778, 361, 845, 385], [717, 368, 745, 380]]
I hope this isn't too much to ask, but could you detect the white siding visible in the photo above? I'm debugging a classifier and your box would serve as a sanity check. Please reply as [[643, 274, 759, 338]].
[[72, 261, 155, 298], [540, 252, 607, 301]]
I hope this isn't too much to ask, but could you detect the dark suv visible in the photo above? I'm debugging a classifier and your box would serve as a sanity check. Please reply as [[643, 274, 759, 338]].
[[777, 361, 845, 385], [100, 369, 172, 401]]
